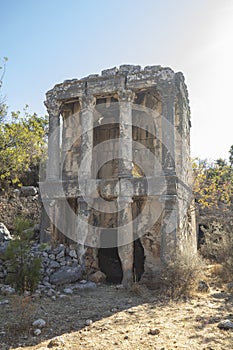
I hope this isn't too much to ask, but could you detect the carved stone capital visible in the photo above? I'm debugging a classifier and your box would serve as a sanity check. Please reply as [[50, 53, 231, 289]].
[[118, 89, 136, 103], [80, 94, 96, 110], [44, 99, 62, 117], [157, 84, 177, 101]]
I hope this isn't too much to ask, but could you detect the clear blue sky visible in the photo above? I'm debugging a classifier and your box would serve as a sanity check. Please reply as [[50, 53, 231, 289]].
[[1, 0, 233, 161]]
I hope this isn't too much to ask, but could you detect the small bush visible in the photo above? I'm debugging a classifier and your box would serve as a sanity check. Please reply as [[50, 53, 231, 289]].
[[159, 252, 203, 298], [200, 220, 233, 281], [6, 295, 36, 339], [4, 216, 41, 293]]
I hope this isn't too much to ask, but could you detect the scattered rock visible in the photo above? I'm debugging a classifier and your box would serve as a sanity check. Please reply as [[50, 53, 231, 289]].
[[34, 328, 42, 336], [89, 270, 106, 283], [111, 308, 118, 313], [63, 287, 73, 294], [69, 249, 77, 258], [1, 285, 16, 295], [148, 328, 160, 335], [73, 281, 97, 290], [85, 319, 93, 326], [32, 319, 46, 328], [0, 223, 12, 242], [49, 260, 60, 269], [47, 336, 65, 348], [50, 266, 82, 285], [226, 282, 233, 292], [59, 294, 67, 298], [48, 254, 56, 260], [53, 244, 65, 255], [56, 250, 65, 260], [0, 299, 9, 305], [198, 280, 209, 292], [46, 289, 56, 297], [20, 186, 38, 197], [217, 319, 233, 330]]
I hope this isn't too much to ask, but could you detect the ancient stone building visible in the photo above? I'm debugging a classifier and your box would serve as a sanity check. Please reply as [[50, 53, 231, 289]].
[[40, 64, 197, 287]]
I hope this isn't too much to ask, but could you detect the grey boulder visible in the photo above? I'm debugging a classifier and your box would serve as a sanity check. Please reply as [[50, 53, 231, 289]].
[[20, 186, 38, 197], [50, 266, 82, 285]]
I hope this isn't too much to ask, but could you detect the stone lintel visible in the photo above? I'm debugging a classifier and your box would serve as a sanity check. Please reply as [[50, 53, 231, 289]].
[[126, 68, 175, 91], [45, 66, 180, 107], [86, 75, 126, 95], [40, 175, 185, 200]]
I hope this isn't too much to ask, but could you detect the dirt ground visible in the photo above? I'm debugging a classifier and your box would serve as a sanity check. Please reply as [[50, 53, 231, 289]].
[[0, 282, 233, 350]]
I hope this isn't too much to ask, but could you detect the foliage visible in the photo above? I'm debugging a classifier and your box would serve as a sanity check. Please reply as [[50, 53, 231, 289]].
[[194, 148, 233, 282], [0, 57, 8, 120], [4, 216, 41, 293], [200, 220, 233, 281], [229, 145, 233, 167], [193, 155, 233, 209], [0, 107, 48, 189]]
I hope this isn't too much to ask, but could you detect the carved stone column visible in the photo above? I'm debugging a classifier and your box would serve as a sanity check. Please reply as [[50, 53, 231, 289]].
[[45, 101, 61, 180], [159, 87, 176, 175], [117, 89, 135, 287], [118, 196, 134, 287], [79, 94, 96, 179], [158, 86, 178, 262], [76, 197, 89, 272], [118, 89, 135, 177], [76, 94, 96, 272]]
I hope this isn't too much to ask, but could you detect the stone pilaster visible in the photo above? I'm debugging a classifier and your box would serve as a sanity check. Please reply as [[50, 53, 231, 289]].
[[79, 94, 96, 179], [118, 196, 134, 287], [45, 101, 61, 180], [76, 94, 95, 272], [76, 197, 89, 272], [117, 90, 135, 287], [60, 106, 75, 179], [159, 87, 176, 175], [118, 89, 135, 177], [160, 197, 178, 262]]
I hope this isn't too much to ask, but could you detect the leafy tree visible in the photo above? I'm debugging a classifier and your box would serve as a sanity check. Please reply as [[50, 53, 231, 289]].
[[193, 148, 233, 281], [0, 57, 8, 120], [229, 145, 233, 167], [0, 107, 48, 189], [193, 154, 233, 210]]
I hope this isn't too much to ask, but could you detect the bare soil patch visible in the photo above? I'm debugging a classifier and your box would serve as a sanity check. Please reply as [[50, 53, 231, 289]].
[[0, 284, 233, 350]]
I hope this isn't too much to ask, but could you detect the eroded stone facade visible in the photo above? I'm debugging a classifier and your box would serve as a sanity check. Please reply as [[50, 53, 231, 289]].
[[41, 64, 197, 287]]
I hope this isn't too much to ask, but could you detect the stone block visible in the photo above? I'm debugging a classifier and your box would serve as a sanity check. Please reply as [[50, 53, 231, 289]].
[[50, 266, 82, 285], [101, 67, 118, 77]]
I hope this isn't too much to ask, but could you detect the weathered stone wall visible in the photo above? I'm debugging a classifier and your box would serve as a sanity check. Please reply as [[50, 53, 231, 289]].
[[41, 64, 197, 287], [0, 242, 97, 295]]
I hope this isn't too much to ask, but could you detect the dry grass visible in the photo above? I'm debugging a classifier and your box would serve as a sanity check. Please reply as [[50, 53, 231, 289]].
[[5, 295, 36, 340], [159, 252, 204, 298]]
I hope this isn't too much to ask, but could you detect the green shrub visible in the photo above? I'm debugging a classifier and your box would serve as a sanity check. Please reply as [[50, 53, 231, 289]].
[[4, 216, 41, 293]]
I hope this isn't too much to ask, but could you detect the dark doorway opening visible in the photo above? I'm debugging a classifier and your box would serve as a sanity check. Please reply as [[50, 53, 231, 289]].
[[98, 247, 123, 284], [98, 231, 145, 284], [98, 229, 123, 284], [133, 239, 145, 282]]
